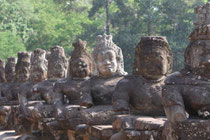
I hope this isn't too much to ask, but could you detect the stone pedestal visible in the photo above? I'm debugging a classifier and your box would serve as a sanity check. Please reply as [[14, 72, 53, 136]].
[[89, 125, 114, 140], [171, 119, 210, 140], [111, 115, 169, 140]]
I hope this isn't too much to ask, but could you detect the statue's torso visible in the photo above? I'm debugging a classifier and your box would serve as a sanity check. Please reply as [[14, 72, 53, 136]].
[[55, 78, 90, 105], [91, 76, 124, 105], [165, 72, 210, 114], [126, 76, 165, 116]]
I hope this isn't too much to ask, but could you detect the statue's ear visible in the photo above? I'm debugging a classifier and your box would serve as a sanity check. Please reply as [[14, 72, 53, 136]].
[[167, 56, 173, 74]]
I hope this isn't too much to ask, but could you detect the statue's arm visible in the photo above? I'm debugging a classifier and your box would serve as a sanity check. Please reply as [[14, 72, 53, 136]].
[[162, 85, 187, 122], [53, 84, 65, 119], [80, 83, 93, 108], [112, 79, 130, 112]]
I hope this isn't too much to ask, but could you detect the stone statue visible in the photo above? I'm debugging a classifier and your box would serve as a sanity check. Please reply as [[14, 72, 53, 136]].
[[162, 2, 210, 123], [30, 48, 47, 82], [161, 3, 210, 139], [47, 45, 68, 80], [5, 57, 17, 82], [71, 34, 127, 131], [16, 46, 68, 139], [54, 39, 94, 110], [111, 36, 173, 140], [113, 36, 172, 115], [15, 51, 31, 83], [41, 39, 94, 139]]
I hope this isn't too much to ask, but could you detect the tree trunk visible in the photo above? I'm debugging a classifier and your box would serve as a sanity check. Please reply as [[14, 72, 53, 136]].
[[105, 0, 110, 35]]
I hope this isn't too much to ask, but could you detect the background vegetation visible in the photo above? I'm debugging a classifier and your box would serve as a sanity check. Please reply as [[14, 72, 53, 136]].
[[0, 0, 208, 73]]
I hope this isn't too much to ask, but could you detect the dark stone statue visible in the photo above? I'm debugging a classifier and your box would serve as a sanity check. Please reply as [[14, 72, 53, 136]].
[[5, 57, 17, 82], [161, 3, 210, 140], [30, 48, 47, 82], [47, 45, 68, 80], [0, 59, 6, 83], [111, 36, 173, 140], [113, 36, 172, 115], [162, 2, 210, 123]]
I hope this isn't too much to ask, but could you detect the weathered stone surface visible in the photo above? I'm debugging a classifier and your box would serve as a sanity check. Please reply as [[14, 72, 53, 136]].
[[133, 36, 172, 77], [47, 45, 68, 80], [5, 57, 17, 82], [30, 48, 47, 82], [89, 125, 114, 140], [15, 51, 31, 82], [53, 39, 93, 109], [189, 25, 210, 40], [111, 36, 172, 140], [110, 115, 172, 140], [112, 115, 166, 131], [171, 119, 210, 140], [162, 2, 210, 123], [78, 105, 117, 126], [195, 2, 210, 27], [68, 39, 94, 78], [92, 34, 127, 77], [161, 3, 210, 140], [0, 59, 6, 83], [91, 76, 124, 106], [113, 36, 172, 116]]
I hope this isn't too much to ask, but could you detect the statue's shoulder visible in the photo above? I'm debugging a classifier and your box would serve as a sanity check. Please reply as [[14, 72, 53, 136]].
[[165, 71, 184, 85]]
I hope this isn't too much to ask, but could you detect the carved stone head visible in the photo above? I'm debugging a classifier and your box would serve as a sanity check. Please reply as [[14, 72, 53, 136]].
[[92, 34, 127, 77], [195, 2, 210, 27], [30, 48, 47, 82], [184, 2, 210, 78], [0, 59, 6, 83], [133, 36, 173, 80], [15, 51, 31, 82], [5, 57, 17, 82], [184, 40, 210, 77], [68, 39, 94, 78], [47, 45, 68, 80]]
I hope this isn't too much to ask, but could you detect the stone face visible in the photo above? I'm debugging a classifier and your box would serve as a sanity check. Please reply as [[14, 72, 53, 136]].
[[68, 39, 94, 78], [133, 36, 172, 78], [5, 57, 17, 82], [30, 48, 47, 82], [92, 34, 127, 77], [47, 45, 68, 80], [15, 51, 31, 82], [0, 59, 6, 83]]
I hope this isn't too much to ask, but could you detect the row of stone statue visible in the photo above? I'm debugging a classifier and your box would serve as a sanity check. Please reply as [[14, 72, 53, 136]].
[[0, 2, 209, 140]]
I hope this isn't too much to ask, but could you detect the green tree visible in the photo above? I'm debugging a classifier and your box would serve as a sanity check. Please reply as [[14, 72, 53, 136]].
[[0, 31, 25, 60], [0, 0, 34, 43]]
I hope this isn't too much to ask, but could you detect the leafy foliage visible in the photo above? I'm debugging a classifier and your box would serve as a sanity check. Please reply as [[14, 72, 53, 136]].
[[0, 0, 208, 73]]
